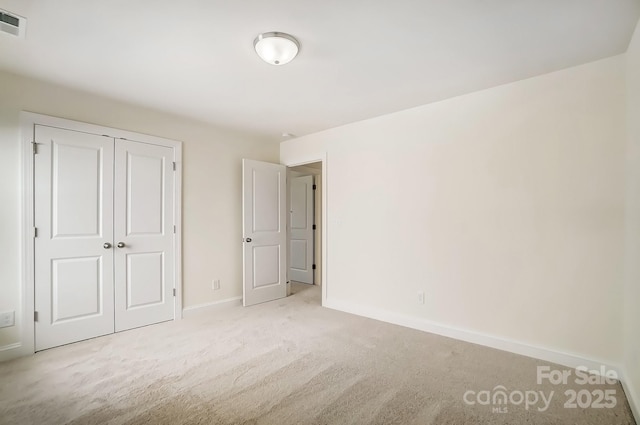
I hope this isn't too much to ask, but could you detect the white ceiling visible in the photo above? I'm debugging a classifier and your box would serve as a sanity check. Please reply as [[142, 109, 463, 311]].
[[1, 0, 639, 140]]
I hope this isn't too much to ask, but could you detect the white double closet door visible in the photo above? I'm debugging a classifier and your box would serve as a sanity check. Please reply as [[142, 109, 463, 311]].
[[34, 125, 175, 351]]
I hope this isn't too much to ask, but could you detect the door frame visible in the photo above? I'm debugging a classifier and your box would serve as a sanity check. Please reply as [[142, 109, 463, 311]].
[[283, 155, 328, 307], [20, 111, 183, 356]]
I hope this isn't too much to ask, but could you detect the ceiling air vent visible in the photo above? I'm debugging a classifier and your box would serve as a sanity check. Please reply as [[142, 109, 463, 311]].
[[0, 9, 26, 38]]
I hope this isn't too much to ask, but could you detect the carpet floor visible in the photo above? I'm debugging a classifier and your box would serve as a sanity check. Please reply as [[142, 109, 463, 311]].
[[0, 283, 635, 424]]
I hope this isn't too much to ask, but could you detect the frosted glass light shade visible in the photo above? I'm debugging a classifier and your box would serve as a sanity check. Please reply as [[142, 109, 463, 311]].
[[254, 32, 300, 66]]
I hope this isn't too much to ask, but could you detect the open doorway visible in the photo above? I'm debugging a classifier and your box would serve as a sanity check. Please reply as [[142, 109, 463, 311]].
[[288, 162, 323, 296]]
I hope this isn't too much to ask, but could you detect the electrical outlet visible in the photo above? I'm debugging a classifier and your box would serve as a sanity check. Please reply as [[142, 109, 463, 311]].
[[0, 311, 15, 328], [213, 279, 221, 290], [417, 291, 425, 305]]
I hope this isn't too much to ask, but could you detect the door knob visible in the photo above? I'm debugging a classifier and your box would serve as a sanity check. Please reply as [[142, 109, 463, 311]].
[[245, 238, 252, 243], [103, 242, 112, 249], [117, 242, 126, 248]]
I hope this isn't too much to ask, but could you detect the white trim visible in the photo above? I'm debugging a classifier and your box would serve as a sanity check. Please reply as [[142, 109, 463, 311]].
[[281, 154, 328, 308], [0, 343, 25, 362], [0, 342, 22, 352], [173, 141, 183, 320], [22, 112, 183, 147], [19, 111, 183, 356], [324, 297, 623, 376], [182, 297, 243, 318], [620, 368, 640, 422], [20, 112, 36, 358], [328, 296, 640, 423]]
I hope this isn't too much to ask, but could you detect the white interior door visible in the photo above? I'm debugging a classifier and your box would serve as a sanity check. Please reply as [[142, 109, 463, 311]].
[[289, 175, 314, 284], [34, 125, 115, 351], [114, 140, 175, 331], [34, 125, 177, 350], [242, 159, 287, 306]]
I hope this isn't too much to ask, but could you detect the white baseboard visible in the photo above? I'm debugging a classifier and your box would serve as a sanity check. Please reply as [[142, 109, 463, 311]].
[[324, 298, 622, 376], [620, 368, 640, 422], [182, 296, 242, 318], [0, 342, 26, 363], [325, 297, 640, 423]]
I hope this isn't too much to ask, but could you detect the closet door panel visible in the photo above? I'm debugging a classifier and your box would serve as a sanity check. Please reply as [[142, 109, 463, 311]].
[[114, 140, 175, 331], [34, 125, 115, 351]]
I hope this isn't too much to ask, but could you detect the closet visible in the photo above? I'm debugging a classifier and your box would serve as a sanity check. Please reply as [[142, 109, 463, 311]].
[[32, 121, 179, 351]]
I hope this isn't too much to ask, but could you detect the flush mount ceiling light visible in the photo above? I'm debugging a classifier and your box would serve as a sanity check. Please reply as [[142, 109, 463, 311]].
[[254, 32, 300, 66]]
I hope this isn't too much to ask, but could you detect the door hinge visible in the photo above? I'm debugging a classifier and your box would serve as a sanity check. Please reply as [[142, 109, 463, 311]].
[[313, 184, 317, 190], [34, 311, 38, 322], [312, 224, 316, 230], [33, 227, 38, 238], [173, 225, 176, 233], [173, 162, 176, 171], [32, 142, 38, 155], [312, 264, 316, 270], [173, 288, 176, 297]]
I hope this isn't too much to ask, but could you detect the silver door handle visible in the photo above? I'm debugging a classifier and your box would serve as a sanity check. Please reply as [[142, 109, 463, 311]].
[[103, 242, 112, 249], [117, 242, 126, 248]]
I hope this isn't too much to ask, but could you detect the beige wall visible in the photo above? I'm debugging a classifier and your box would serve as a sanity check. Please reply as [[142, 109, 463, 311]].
[[282, 56, 626, 364], [0, 70, 279, 350], [624, 19, 640, 419]]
